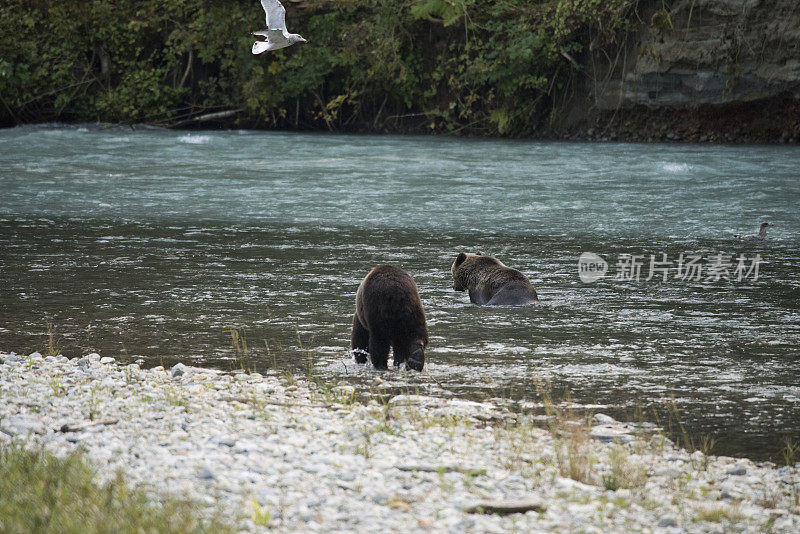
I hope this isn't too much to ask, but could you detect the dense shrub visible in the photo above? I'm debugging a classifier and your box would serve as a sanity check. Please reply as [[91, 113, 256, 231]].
[[0, 0, 641, 135]]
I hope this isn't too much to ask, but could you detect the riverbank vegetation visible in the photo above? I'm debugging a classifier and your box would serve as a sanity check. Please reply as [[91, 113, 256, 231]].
[[0, 445, 231, 533], [0, 0, 643, 135]]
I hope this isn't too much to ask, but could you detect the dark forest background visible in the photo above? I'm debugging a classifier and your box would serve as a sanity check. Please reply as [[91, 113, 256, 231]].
[[0, 0, 645, 135]]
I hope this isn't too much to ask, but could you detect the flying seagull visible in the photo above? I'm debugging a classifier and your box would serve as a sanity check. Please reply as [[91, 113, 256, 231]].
[[734, 222, 773, 241], [252, 0, 307, 54]]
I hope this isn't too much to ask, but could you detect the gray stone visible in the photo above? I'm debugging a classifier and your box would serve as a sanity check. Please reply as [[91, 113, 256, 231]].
[[338, 471, 355, 482], [658, 516, 677, 527], [454, 518, 476, 530], [370, 492, 390, 504], [592, 413, 615, 425], [28, 352, 43, 360], [1, 416, 47, 437], [589, 425, 635, 443], [3, 354, 23, 365], [333, 385, 355, 397], [100, 356, 115, 364], [198, 466, 215, 480], [653, 467, 680, 478], [171, 363, 187, 377], [726, 465, 747, 476], [554, 477, 597, 493], [217, 435, 236, 447]]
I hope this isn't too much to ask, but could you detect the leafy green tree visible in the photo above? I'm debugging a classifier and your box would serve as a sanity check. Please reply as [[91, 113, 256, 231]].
[[0, 0, 643, 135]]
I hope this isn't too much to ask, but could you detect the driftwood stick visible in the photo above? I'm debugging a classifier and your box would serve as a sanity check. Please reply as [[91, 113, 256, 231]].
[[465, 498, 547, 515], [167, 109, 240, 128], [396, 465, 486, 476], [224, 396, 324, 409], [59, 418, 119, 433]]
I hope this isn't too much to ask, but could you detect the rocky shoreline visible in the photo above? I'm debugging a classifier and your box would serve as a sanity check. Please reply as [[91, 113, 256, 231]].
[[559, 95, 800, 145], [1, 350, 799, 532]]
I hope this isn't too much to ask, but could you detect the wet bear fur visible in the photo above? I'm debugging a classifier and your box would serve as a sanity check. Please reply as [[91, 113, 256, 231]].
[[351, 265, 428, 371], [451, 252, 539, 306]]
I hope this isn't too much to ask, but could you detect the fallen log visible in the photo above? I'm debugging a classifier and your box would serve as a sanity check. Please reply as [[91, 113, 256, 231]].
[[167, 109, 240, 128], [465, 498, 547, 515], [59, 418, 119, 433]]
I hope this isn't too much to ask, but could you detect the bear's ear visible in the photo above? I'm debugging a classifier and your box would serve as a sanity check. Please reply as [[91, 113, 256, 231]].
[[454, 252, 467, 267]]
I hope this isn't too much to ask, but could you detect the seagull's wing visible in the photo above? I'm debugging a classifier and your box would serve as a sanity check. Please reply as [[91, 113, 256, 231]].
[[252, 29, 290, 54], [265, 28, 289, 46], [252, 41, 270, 54], [260, 0, 288, 34]]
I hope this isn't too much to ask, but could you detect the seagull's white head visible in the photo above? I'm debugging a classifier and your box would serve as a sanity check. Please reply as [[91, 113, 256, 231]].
[[288, 34, 307, 45]]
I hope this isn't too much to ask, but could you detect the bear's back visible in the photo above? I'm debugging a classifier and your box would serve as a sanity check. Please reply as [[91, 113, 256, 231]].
[[356, 265, 424, 322]]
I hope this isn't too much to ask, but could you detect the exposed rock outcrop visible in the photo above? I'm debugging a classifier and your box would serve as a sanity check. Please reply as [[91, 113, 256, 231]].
[[596, 0, 800, 110]]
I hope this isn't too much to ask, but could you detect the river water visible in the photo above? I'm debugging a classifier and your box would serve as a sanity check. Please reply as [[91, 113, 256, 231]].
[[1, 124, 798, 460]]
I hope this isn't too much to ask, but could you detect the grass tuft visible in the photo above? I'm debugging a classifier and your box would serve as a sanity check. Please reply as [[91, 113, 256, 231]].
[[601, 442, 648, 491], [44, 321, 60, 358], [535, 377, 595, 484], [693, 505, 742, 523], [0, 445, 232, 533], [657, 397, 715, 469], [226, 327, 257, 374], [782, 437, 800, 466], [47, 374, 67, 397], [250, 497, 270, 527]]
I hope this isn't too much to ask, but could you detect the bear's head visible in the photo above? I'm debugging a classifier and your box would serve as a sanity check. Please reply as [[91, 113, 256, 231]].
[[451, 251, 482, 291]]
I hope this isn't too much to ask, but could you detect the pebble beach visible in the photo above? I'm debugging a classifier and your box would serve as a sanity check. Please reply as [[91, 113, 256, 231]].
[[1, 350, 799, 532]]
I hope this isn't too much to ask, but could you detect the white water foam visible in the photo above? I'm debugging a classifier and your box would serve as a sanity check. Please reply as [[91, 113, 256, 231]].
[[661, 162, 691, 173], [178, 134, 212, 145]]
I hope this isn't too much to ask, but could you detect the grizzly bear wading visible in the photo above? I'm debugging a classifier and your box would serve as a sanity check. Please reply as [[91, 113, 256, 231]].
[[451, 252, 539, 306], [351, 265, 429, 371]]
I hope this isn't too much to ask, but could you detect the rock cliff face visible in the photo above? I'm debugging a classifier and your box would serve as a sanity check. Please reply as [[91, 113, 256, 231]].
[[595, 0, 800, 110], [562, 0, 800, 143]]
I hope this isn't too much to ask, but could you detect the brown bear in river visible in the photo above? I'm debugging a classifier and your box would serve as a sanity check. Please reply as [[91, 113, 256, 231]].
[[351, 265, 428, 371], [451, 252, 539, 306]]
